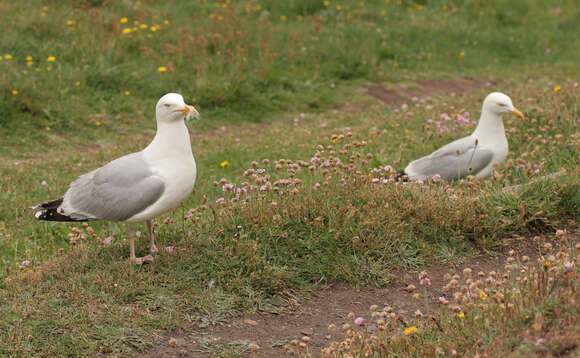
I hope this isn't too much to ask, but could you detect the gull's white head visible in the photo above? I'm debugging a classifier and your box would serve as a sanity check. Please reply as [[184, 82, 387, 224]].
[[482, 92, 523, 119], [155, 93, 199, 122]]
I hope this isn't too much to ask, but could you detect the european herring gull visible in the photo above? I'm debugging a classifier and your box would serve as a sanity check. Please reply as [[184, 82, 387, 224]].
[[399, 92, 523, 181], [33, 93, 199, 264]]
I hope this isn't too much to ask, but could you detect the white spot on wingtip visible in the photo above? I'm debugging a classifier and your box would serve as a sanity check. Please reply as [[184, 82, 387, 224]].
[[35, 211, 43, 219]]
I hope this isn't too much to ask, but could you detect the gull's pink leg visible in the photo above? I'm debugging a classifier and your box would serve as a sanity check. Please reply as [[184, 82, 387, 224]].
[[147, 220, 158, 254]]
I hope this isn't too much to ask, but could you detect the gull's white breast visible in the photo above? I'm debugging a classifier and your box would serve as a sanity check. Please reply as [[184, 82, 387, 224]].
[[126, 154, 196, 223]]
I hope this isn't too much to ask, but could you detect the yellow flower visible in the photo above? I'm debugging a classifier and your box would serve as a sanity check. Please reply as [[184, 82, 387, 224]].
[[297, 15, 303, 21], [11, 90, 18, 95], [5, 54, 13, 60], [46, 66, 52, 71], [280, 15, 287, 21], [479, 289, 487, 300], [120, 17, 128, 23], [163, 20, 170, 25], [47, 56, 55, 62], [404, 326, 417, 335], [220, 161, 229, 168], [458, 312, 465, 318], [459, 51, 465, 57], [133, 20, 140, 25], [323, 0, 330, 6], [122, 28, 132, 34], [336, 5, 342, 10], [27, 61, 33, 67], [331, 138, 338, 143], [26, 56, 33, 61], [157, 66, 167, 72], [95, 121, 102, 126], [74, 81, 80, 86], [544, 261, 551, 267], [381, 9, 386, 15], [553, 86, 561, 92], [124, 90, 131, 96], [45, 127, 51, 131], [404, 129, 410, 135], [67, 20, 75, 25], [140, 24, 148, 29]]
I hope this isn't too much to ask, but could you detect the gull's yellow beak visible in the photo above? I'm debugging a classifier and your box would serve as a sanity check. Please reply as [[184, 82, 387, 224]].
[[511, 108, 524, 119], [179, 105, 200, 119], [178, 106, 190, 115]]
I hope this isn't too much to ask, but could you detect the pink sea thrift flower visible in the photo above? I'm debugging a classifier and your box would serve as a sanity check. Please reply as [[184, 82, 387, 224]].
[[432, 174, 442, 182], [440, 113, 451, 121], [354, 317, 364, 326]]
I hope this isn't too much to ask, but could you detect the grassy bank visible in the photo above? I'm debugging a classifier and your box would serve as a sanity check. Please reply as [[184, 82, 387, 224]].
[[0, 0, 579, 356]]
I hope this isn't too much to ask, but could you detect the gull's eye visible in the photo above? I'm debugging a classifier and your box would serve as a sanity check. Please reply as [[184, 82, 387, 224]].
[[498, 103, 507, 107], [164, 103, 171, 107]]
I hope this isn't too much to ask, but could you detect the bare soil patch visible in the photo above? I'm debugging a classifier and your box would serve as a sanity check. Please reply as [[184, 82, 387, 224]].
[[365, 77, 493, 107], [137, 232, 577, 358]]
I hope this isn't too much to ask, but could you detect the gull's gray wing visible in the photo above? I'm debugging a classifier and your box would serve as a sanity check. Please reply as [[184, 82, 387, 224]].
[[406, 136, 493, 181], [60, 152, 165, 221]]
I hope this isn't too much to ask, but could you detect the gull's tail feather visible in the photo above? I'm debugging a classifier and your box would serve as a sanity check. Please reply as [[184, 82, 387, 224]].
[[395, 170, 409, 182], [32, 198, 87, 222]]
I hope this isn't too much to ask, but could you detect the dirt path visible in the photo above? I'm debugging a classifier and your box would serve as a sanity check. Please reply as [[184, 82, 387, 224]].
[[137, 231, 577, 358]]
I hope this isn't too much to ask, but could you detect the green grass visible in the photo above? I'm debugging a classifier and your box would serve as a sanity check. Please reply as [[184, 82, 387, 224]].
[[1, 0, 580, 155], [0, 0, 579, 356]]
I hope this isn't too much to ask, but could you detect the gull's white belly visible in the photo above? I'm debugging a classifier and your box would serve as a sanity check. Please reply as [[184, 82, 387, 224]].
[[126, 156, 196, 223]]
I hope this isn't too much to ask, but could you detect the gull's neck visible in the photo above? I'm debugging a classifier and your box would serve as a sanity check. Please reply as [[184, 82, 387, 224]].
[[472, 109, 506, 145], [144, 119, 193, 159]]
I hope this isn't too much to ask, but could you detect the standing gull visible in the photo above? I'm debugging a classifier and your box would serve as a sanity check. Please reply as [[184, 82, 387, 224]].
[[33, 93, 199, 264], [398, 92, 523, 181]]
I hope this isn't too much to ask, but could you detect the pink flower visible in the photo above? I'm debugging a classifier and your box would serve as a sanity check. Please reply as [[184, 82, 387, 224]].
[[432, 174, 441, 182], [401, 103, 408, 110], [104, 236, 113, 245], [394, 109, 399, 113], [574, 82, 579, 88], [320, 122, 327, 128], [451, 349, 457, 356], [21, 260, 31, 267], [354, 317, 364, 326], [440, 113, 451, 121], [216, 197, 225, 203], [427, 119, 434, 124]]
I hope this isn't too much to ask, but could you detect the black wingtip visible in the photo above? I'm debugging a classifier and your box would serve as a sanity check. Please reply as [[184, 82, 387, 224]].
[[395, 170, 409, 182], [32, 198, 87, 222]]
